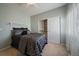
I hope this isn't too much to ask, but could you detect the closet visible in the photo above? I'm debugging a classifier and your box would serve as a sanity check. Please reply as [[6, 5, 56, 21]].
[[48, 16, 60, 44], [66, 4, 79, 55]]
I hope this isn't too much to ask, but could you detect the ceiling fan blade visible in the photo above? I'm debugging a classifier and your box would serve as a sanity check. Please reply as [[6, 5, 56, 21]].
[[33, 4, 40, 8], [22, 3, 30, 8], [17, 3, 40, 9]]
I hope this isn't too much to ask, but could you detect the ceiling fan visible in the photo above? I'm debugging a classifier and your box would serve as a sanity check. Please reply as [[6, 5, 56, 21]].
[[18, 3, 40, 8]]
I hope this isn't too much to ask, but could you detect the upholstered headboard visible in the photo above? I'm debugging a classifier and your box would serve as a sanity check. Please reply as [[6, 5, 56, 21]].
[[12, 28, 29, 36], [13, 28, 28, 30]]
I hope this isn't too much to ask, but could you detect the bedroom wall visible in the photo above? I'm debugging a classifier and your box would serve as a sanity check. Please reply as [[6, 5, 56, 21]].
[[31, 15, 38, 33], [31, 5, 67, 43], [0, 4, 31, 49]]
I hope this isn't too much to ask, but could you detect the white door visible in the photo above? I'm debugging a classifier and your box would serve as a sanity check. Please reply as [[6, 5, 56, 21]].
[[48, 17, 60, 44]]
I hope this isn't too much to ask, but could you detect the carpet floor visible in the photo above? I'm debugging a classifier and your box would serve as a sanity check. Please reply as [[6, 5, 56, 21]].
[[42, 43, 68, 56], [0, 43, 68, 56]]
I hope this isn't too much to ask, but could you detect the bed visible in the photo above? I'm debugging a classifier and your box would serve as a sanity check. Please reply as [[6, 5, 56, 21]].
[[11, 28, 47, 56]]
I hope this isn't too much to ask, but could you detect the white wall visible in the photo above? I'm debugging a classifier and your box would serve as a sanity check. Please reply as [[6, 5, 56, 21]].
[[31, 15, 38, 33], [31, 5, 67, 43], [0, 4, 31, 48]]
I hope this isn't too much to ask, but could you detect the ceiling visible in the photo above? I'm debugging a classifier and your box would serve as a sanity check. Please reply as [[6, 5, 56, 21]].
[[19, 3, 66, 16], [0, 3, 66, 16]]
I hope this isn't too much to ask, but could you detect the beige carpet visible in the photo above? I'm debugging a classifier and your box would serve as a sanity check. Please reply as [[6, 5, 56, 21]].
[[42, 43, 68, 56], [0, 47, 18, 56], [0, 43, 68, 56]]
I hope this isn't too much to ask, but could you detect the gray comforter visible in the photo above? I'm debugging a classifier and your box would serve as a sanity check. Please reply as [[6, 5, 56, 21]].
[[18, 33, 47, 56]]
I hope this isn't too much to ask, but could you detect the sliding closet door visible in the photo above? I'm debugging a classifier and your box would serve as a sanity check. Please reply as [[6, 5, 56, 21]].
[[66, 4, 79, 55], [48, 17, 60, 44]]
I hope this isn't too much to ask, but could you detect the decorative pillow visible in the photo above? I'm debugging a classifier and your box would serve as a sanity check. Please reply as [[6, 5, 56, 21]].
[[21, 31, 27, 35], [27, 30, 31, 34], [14, 30, 23, 35], [12, 27, 28, 35]]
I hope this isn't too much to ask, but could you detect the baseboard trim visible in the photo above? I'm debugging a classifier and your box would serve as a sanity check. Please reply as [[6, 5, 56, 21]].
[[0, 45, 11, 51]]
